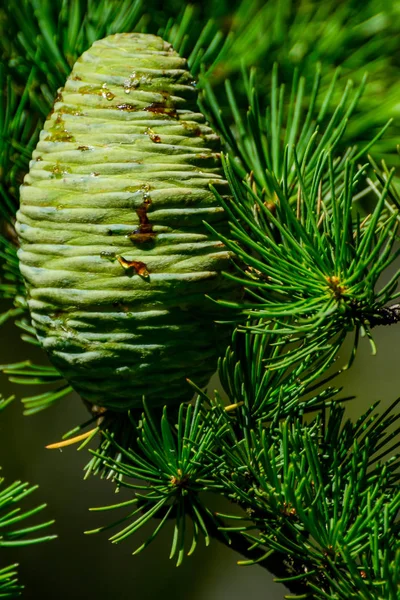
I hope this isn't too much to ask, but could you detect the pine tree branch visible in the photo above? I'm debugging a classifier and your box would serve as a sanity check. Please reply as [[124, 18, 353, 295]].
[[202, 513, 311, 597], [359, 302, 400, 328], [0, 431, 57, 596]]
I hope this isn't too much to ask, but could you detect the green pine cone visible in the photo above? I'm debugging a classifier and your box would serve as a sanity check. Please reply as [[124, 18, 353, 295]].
[[16, 33, 234, 410]]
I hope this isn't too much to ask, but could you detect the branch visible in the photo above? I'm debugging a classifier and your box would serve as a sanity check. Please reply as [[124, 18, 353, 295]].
[[202, 511, 311, 597], [364, 303, 400, 327]]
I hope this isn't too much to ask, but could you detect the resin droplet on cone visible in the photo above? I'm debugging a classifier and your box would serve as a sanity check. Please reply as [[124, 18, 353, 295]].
[[16, 33, 234, 410]]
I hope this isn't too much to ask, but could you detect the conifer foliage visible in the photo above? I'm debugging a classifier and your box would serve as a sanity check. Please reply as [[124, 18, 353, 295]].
[[0, 1, 400, 598], [0, 397, 56, 597]]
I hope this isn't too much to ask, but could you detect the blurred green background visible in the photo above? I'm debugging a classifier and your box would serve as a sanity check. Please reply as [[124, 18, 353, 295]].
[[0, 305, 399, 599]]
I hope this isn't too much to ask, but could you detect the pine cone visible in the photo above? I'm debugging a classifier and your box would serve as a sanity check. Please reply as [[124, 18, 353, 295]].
[[16, 33, 235, 410]]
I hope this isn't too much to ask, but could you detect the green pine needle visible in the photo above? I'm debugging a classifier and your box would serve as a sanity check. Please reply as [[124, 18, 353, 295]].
[[207, 150, 399, 368], [0, 360, 72, 415], [199, 322, 343, 423], [0, 470, 57, 597], [205, 397, 400, 598], [86, 400, 225, 565], [0, 563, 23, 598]]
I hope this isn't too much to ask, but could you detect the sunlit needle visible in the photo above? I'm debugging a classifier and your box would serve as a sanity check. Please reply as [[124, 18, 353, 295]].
[[46, 428, 97, 449]]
